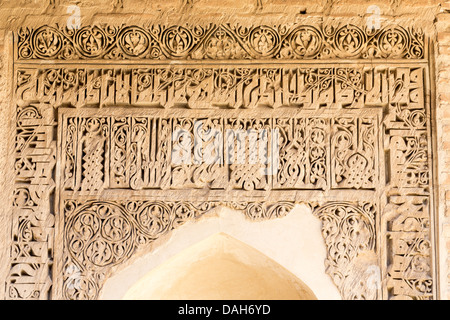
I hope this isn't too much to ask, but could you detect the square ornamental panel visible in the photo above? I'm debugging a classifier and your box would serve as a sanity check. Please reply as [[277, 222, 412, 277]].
[[7, 22, 436, 300]]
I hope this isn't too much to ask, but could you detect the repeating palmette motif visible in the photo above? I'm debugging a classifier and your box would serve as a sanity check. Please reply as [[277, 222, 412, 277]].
[[16, 24, 424, 60], [7, 22, 435, 301]]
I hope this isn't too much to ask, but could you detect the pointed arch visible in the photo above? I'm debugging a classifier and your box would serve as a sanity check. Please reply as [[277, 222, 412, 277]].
[[123, 233, 317, 300]]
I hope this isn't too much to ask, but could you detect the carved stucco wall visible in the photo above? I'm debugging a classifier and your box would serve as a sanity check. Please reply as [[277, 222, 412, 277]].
[[0, 0, 447, 300]]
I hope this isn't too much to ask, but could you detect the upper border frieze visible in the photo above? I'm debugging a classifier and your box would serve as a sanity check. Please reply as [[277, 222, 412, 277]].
[[15, 23, 425, 61]]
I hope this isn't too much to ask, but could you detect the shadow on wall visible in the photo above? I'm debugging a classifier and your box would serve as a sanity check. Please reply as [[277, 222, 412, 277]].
[[123, 233, 317, 300], [100, 204, 342, 300]]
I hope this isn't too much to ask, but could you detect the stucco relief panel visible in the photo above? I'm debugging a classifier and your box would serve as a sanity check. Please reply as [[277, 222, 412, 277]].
[[6, 22, 435, 300]]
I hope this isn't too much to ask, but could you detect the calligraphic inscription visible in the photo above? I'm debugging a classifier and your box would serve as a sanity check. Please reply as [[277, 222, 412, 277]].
[[16, 67, 420, 109]]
